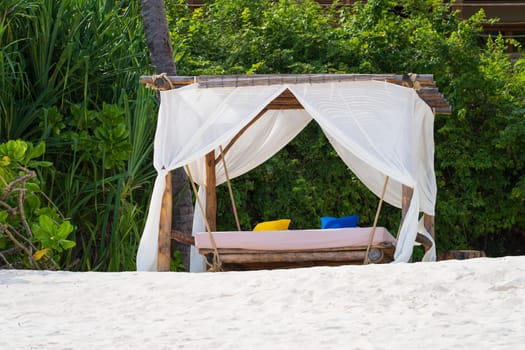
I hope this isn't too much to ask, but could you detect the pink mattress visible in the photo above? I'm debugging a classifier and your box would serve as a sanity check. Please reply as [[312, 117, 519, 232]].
[[195, 227, 396, 251]]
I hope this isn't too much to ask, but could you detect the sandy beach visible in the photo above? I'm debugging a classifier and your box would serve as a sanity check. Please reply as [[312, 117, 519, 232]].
[[1, 256, 524, 349]]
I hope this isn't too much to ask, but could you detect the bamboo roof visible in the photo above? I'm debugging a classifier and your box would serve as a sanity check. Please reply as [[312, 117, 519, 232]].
[[139, 73, 451, 114]]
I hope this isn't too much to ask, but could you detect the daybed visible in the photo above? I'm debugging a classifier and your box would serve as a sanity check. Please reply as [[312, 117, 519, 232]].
[[136, 74, 450, 272], [195, 227, 396, 270]]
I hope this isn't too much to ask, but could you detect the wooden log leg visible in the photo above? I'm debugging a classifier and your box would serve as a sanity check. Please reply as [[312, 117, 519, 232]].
[[424, 214, 435, 240], [158, 172, 172, 271], [400, 184, 415, 260], [402, 185, 436, 255], [400, 185, 414, 234], [205, 151, 217, 231], [419, 213, 435, 257]]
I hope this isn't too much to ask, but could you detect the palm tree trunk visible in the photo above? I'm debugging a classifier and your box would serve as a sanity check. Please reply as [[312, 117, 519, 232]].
[[140, 0, 193, 271]]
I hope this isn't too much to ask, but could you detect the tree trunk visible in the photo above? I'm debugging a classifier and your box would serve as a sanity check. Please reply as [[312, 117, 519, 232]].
[[140, 0, 193, 271]]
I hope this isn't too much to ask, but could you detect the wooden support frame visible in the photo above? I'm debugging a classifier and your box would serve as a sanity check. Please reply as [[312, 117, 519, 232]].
[[199, 243, 395, 271], [149, 74, 445, 270]]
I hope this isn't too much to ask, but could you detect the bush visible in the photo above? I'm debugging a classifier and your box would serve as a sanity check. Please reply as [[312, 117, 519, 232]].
[[0, 140, 75, 269], [1, 0, 158, 270]]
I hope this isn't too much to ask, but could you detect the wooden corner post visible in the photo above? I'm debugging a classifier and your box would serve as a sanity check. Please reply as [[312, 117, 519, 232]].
[[424, 214, 435, 239], [401, 184, 414, 230], [205, 151, 217, 231], [401, 184, 435, 253], [158, 171, 173, 271]]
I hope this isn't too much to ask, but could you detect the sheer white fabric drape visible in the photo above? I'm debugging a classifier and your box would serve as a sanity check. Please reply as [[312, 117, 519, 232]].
[[137, 81, 437, 271], [287, 83, 436, 262], [185, 109, 312, 271]]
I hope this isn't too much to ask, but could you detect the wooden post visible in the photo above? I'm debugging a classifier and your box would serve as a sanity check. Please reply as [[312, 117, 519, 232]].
[[205, 151, 217, 231], [158, 171, 172, 271], [400, 184, 414, 231], [424, 214, 435, 239], [402, 184, 436, 253]]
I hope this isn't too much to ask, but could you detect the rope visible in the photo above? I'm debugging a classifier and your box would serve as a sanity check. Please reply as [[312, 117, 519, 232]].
[[184, 165, 222, 272], [364, 176, 389, 265], [146, 72, 174, 91], [219, 146, 241, 231]]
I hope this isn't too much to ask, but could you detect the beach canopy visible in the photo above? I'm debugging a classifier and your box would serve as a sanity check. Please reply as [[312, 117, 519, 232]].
[[137, 78, 438, 271]]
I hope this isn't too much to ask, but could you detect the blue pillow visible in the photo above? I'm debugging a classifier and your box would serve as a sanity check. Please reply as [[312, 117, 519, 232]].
[[320, 215, 360, 229]]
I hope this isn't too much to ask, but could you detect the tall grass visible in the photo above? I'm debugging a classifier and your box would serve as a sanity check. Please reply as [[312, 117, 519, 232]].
[[1, 0, 158, 270], [0, 1, 34, 139]]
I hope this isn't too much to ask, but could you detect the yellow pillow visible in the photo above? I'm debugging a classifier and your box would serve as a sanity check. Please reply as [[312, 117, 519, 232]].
[[253, 219, 291, 231]]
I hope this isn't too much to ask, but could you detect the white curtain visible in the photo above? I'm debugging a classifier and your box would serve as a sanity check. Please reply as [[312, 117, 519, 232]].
[[137, 81, 437, 271], [287, 82, 436, 262], [185, 109, 312, 271], [137, 84, 288, 271]]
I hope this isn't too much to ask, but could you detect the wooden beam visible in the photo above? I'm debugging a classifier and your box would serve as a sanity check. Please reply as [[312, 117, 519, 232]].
[[401, 184, 414, 230], [266, 89, 304, 110], [139, 74, 451, 114], [401, 184, 436, 254], [424, 214, 435, 240], [199, 249, 390, 264], [139, 75, 194, 89], [218, 251, 368, 263], [196, 74, 439, 88], [205, 151, 217, 231], [415, 233, 433, 252], [171, 230, 195, 246], [158, 172, 172, 271], [140, 73, 439, 89]]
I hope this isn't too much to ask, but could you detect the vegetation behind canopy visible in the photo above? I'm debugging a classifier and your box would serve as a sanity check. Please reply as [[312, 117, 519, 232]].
[[167, 0, 525, 256]]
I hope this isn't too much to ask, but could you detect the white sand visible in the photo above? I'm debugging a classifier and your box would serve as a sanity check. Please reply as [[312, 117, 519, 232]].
[[1, 256, 524, 350]]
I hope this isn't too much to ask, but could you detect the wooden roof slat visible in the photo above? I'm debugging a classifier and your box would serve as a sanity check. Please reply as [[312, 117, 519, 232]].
[[139, 74, 438, 88], [139, 73, 451, 114]]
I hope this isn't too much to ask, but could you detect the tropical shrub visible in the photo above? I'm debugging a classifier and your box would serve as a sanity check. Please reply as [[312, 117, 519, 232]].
[[1, 0, 158, 270], [0, 140, 75, 269]]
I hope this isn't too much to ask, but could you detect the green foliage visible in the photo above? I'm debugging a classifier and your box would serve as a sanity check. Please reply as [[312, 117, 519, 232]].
[[170, 250, 187, 272], [435, 35, 525, 254], [169, 0, 350, 74], [42, 89, 157, 272], [0, 140, 74, 269], [31, 215, 75, 253], [66, 103, 132, 171], [1, 0, 158, 270], [1, 0, 147, 140], [216, 123, 399, 232], [170, 0, 525, 256]]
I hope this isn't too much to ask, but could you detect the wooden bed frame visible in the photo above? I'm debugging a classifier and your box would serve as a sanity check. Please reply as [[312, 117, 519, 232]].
[[198, 244, 395, 271], [194, 227, 399, 271], [173, 227, 433, 271]]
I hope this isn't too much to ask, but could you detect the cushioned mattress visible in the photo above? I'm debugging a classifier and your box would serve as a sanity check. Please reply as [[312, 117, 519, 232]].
[[195, 227, 396, 251]]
